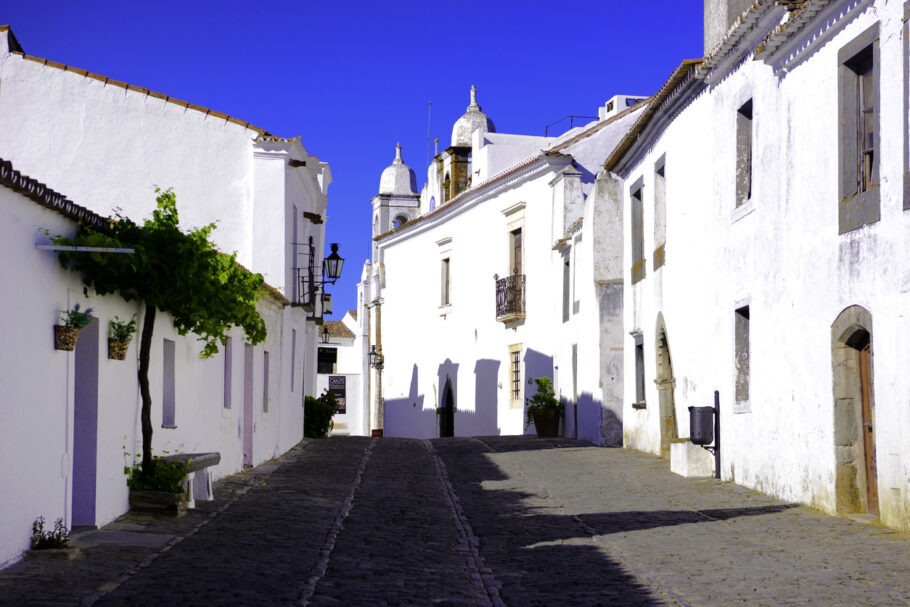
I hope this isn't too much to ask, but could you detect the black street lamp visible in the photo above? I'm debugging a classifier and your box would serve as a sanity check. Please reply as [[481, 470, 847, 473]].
[[323, 243, 344, 282], [322, 326, 331, 344]]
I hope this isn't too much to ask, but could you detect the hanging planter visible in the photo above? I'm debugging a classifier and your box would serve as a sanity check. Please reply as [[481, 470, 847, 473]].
[[108, 338, 130, 360], [54, 304, 94, 351], [54, 325, 81, 351], [108, 314, 137, 360]]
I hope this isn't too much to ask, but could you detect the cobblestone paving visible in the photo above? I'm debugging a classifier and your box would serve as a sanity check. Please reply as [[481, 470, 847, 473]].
[[1, 436, 909, 606]]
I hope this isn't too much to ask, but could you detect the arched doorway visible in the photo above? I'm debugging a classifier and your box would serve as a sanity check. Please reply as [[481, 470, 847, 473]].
[[655, 314, 678, 459], [831, 305, 878, 515], [440, 378, 455, 437]]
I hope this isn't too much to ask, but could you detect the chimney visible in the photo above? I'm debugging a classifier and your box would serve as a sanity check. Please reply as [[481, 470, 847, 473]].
[[704, 0, 755, 55]]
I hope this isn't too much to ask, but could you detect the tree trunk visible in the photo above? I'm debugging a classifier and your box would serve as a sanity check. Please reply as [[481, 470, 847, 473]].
[[138, 304, 156, 475]]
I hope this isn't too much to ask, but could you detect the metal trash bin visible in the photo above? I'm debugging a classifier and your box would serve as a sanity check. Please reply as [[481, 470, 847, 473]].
[[688, 406, 714, 445]]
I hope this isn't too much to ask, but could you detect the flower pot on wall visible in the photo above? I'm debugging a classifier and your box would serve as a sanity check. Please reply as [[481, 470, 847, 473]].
[[531, 409, 560, 438], [54, 325, 80, 351], [108, 338, 130, 360]]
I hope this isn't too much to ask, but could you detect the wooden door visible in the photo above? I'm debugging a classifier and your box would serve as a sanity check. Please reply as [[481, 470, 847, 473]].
[[859, 343, 877, 514]]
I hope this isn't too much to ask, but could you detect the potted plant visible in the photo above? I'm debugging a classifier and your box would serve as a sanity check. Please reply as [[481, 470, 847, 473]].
[[54, 303, 94, 351], [108, 314, 137, 360], [525, 377, 564, 438], [125, 457, 189, 516], [27, 516, 81, 560]]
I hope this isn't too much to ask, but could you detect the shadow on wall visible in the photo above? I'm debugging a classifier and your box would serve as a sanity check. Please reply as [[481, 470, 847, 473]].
[[523, 349, 554, 436], [384, 364, 434, 439], [562, 392, 610, 445], [457, 358, 500, 437], [384, 358, 502, 439]]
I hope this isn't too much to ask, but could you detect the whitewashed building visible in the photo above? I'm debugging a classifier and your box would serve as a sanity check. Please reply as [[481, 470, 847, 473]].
[[315, 313, 366, 436], [359, 87, 645, 442], [0, 25, 333, 397], [0, 26, 335, 565], [606, 0, 910, 529]]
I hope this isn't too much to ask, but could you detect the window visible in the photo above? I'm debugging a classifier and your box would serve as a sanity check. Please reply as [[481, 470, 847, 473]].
[[441, 258, 451, 305], [394, 214, 408, 228], [630, 179, 645, 284], [163, 339, 176, 427], [736, 100, 753, 207], [317, 347, 337, 374], [223, 336, 233, 408], [634, 334, 645, 407], [562, 256, 570, 322], [735, 306, 750, 408], [291, 329, 297, 392], [263, 350, 270, 413], [509, 344, 522, 407], [654, 157, 666, 270], [510, 228, 523, 274], [838, 25, 880, 234]]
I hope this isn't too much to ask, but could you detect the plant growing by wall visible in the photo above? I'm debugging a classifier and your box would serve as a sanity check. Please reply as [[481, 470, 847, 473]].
[[50, 188, 267, 477], [304, 391, 338, 438], [31, 516, 69, 549]]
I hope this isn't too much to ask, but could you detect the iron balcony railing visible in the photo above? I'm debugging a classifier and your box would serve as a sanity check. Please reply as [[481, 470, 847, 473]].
[[495, 274, 526, 322]]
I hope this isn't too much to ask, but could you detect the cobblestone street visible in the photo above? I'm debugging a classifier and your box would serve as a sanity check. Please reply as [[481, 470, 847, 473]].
[[2, 436, 909, 606]]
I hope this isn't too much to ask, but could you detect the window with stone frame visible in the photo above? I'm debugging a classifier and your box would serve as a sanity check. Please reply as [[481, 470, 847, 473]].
[[634, 333, 645, 407], [653, 156, 666, 270], [630, 177, 645, 284], [509, 344, 522, 407], [838, 24, 880, 234], [736, 100, 753, 207], [734, 306, 751, 409], [441, 257, 451, 305]]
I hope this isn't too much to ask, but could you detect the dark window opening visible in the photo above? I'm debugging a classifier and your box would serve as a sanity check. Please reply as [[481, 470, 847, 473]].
[[317, 347, 337, 375]]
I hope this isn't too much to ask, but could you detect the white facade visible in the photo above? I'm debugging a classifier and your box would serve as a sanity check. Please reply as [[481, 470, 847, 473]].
[[0, 26, 334, 565], [314, 312, 365, 436], [360, 88, 643, 441], [609, 0, 910, 530]]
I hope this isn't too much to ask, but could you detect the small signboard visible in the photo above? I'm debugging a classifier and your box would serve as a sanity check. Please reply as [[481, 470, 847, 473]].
[[329, 375, 346, 414]]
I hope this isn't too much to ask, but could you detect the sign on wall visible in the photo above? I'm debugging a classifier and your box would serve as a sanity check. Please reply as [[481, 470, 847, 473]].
[[329, 375, 346, 414]]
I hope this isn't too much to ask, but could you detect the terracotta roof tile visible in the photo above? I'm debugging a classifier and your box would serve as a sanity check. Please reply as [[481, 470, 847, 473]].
[[324, 320, 355, 340]]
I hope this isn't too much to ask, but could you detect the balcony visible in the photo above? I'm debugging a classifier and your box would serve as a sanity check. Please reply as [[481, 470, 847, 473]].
[[496, 274, 526, 323]]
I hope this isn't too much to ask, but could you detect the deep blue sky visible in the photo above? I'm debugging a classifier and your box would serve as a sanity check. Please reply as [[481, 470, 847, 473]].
[[4, 1, 703, 316]]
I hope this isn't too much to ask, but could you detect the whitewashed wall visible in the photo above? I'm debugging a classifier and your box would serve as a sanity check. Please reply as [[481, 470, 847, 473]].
[[0, 182, 307, 567], [0, 29, 329, 400], [620, 0, 910, 529], [368, 106, 639, 440]]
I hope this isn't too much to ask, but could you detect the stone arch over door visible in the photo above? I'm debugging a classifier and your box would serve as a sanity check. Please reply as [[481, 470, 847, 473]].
[[831, 305, 878, 515], [655, 313, 678, 459]]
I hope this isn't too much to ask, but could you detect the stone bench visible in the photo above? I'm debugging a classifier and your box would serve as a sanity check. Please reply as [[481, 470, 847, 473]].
[[160, 452, 221, 509]]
